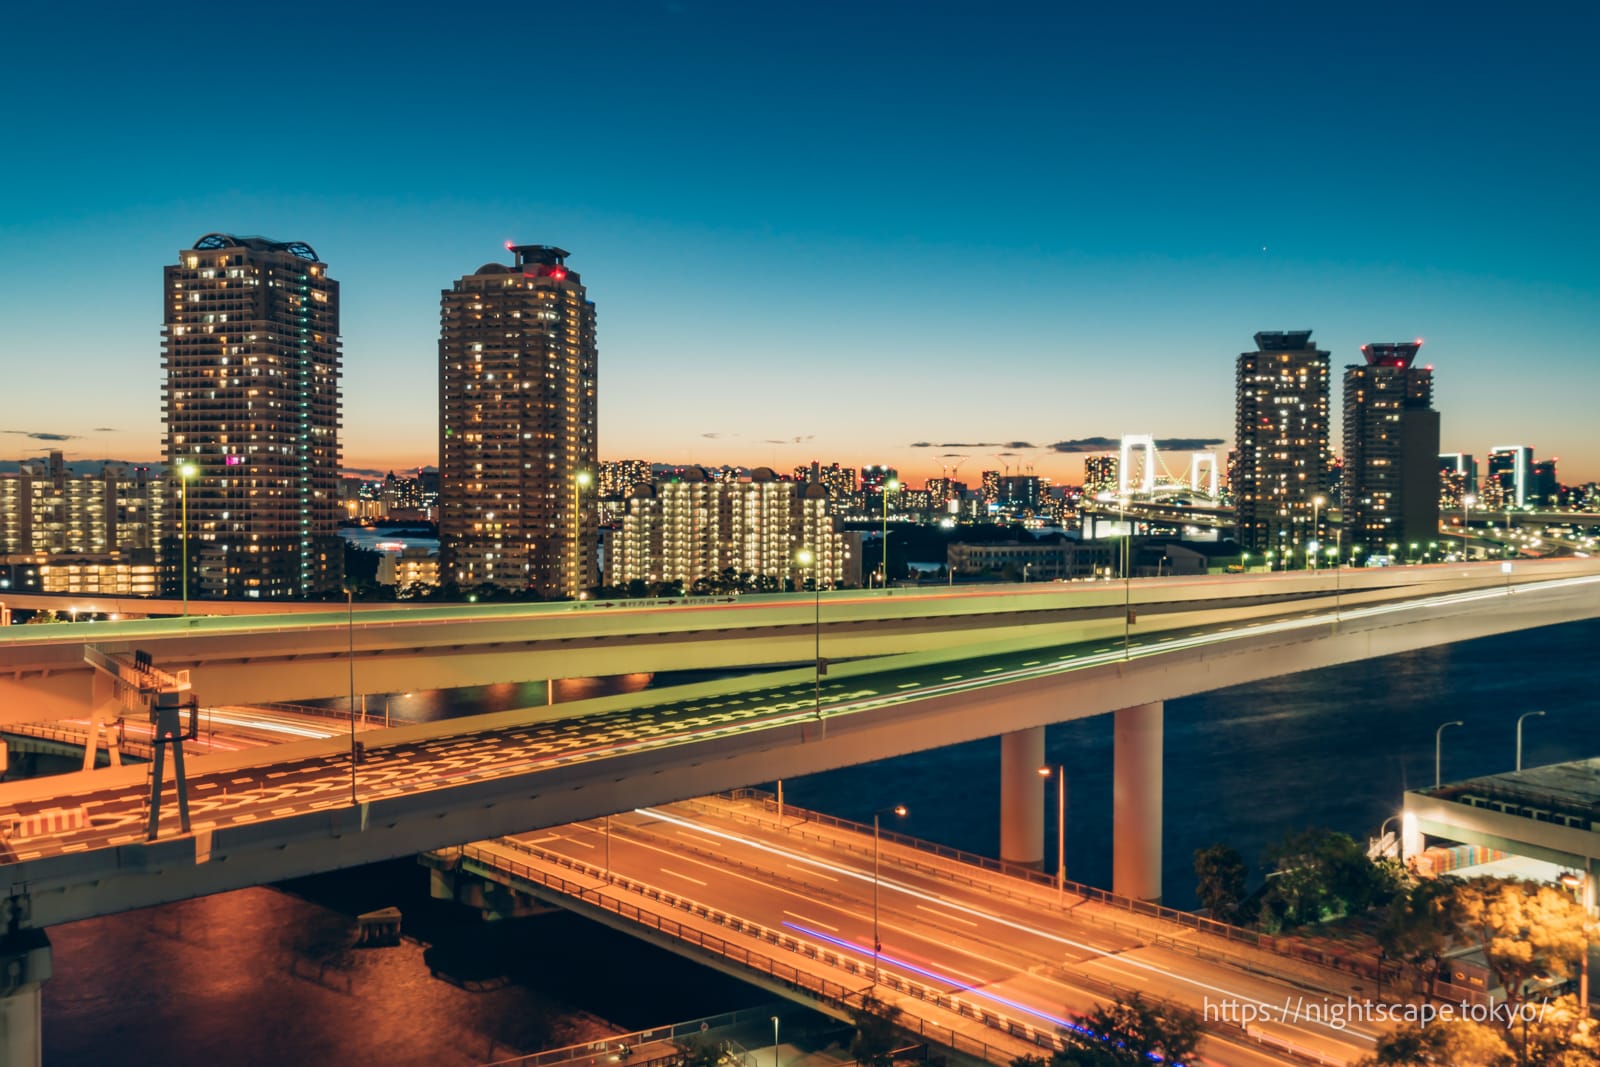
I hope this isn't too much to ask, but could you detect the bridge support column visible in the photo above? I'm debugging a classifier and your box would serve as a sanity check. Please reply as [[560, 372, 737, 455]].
[[0, 929, 49, 1067], [1113, 702, 1163, 902], [999, 726, 1045, 867]]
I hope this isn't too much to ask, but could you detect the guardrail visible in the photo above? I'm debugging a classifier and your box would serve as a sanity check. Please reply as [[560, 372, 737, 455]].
[[1, 721, 156, 762], [451, 842, 1041, 1067], [712, 790, 1398, 988], [482, 1005, 810, 1067], [444, 838, 1349, 1067], [725, 789, 1272, 948]]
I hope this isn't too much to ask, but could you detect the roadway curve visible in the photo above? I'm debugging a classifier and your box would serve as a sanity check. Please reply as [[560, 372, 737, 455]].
[[1, 559, 1594, 718], [0, 565, 1596, 930]]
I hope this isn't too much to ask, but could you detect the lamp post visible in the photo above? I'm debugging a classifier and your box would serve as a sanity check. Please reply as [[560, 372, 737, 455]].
[[1038, 765, 1066, 901], [1559, 871, 1592, 1017], [796, 548, 822, 732], [347, 587, 358, 805], [1462, 494, 1477, 558], [1095, 492, 1132, 657], [573, 471, 592, 598], [1435, 720, 1464, 788], [177, 461, 197, 615], [1516, 710, 1546, 772], [771, 1016, 780, 1067], [1311, 495, 1326, 571], [881, 479, 899, 588], [871, 804, 907, 986]]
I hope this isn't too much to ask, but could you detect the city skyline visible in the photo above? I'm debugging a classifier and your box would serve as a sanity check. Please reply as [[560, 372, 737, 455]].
[[3, 4, 1596, 485]]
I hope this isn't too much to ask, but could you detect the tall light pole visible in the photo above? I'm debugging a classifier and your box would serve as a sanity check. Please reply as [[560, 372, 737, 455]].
[[177, 461, 197, 615], [881, 478, 898, 588], [771, 1015, 780, 1067], [573, 471, 592, 598], [1516, 710, 1546, 772], [347, 587, 358, 805], [871, 804, 907, 986], [1095, 492, 1132, 657], [1311, 495, 1326, 571], [1038, 765, 1065, 901], [1435, 720, 1464, 788], [796, 548, 822, 732], [1463, 493, 1477, 559], [1559, 871, 1592, 1017]]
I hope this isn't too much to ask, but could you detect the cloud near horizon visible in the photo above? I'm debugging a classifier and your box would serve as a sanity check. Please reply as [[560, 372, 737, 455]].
[[4, 430, 78, 442], [1044, 436, 1225, 453]]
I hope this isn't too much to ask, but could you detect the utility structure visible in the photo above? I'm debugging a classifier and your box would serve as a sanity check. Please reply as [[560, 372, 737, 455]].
[[82, 646, 197, 839]]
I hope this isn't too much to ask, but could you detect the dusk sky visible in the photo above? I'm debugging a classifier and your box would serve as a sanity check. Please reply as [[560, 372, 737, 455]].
[[3, 2, 1595, 485]]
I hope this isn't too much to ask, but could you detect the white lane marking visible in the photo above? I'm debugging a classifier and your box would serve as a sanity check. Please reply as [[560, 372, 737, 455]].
[[560, 835, 595, 849], [640, 808, 1376, 1044], [784, 910, 838, 932], [659, 867, 707, 886], [916, 903, 977, 927], [788, 863, 836, 882]]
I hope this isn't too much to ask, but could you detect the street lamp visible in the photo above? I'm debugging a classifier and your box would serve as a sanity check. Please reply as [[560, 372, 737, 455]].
[[871, 804, 907, 986], [796, 548, 822, 732], [177, 461, 197, 615], [1095, 492, 1132, 657], [1435, 720, 1464, 788], [1311, 495, 1326, 570], [1558, 871, 1593, 1016], [1516, 710, 1546, 772], [347, 587, 358, 805], [771, 1016, 780, 1067], [881, 479, 899, 588], [1463, 494, 1477, 558], [1038, 765, 1066, 901], [573, 471, 592, 598]]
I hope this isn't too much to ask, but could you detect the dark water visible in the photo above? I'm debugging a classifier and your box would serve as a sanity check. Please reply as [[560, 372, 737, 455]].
[[42, 618, 1600, 1064]]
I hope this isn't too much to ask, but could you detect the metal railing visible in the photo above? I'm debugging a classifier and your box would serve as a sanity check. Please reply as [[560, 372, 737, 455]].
[[482, 1006, 809, 1067], [451, 842, 1040, 1067], [2, 721, 156, 761], [717, 789, 1272, 945], [707, 790, 1397, 987]]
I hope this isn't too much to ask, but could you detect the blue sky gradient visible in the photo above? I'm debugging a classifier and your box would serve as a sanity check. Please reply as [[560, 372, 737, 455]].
[[3, 1, 1595, 483]]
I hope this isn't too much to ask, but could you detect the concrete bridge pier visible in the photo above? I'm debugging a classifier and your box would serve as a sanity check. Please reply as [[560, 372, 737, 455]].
[[0, 929, 50, 1067], [998, 726, 1045, 867], [1113, 701, 1163, 902]]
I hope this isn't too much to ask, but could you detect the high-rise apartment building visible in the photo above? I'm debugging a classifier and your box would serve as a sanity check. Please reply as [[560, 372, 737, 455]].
[[608, 468, 848, 590], [439, 245, 598, 596], [1341, 342, 1440, 553], [1233, 331, 1331, 554], [599, 459, 651, 499], [162, 234, 343, 599]]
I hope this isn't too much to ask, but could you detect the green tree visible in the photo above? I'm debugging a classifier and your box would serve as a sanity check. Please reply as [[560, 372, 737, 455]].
[[1058, 992, 1202, 1066], [677, 1035, 724, 1067], [1194, 843, 1248, 923], [1454, 877, 1587, 1010], [1520, 995, 1600, 1067], [849, 994, 903, 1067], [1359, 1017, 1513, 1066], [1376, 877, 1460, 993], [1261, 828, 1400, 928]]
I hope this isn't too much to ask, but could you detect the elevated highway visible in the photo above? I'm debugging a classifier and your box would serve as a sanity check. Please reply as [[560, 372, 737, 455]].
[[0, 559, 1594, 935], [1, 560, 1590, 721]]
